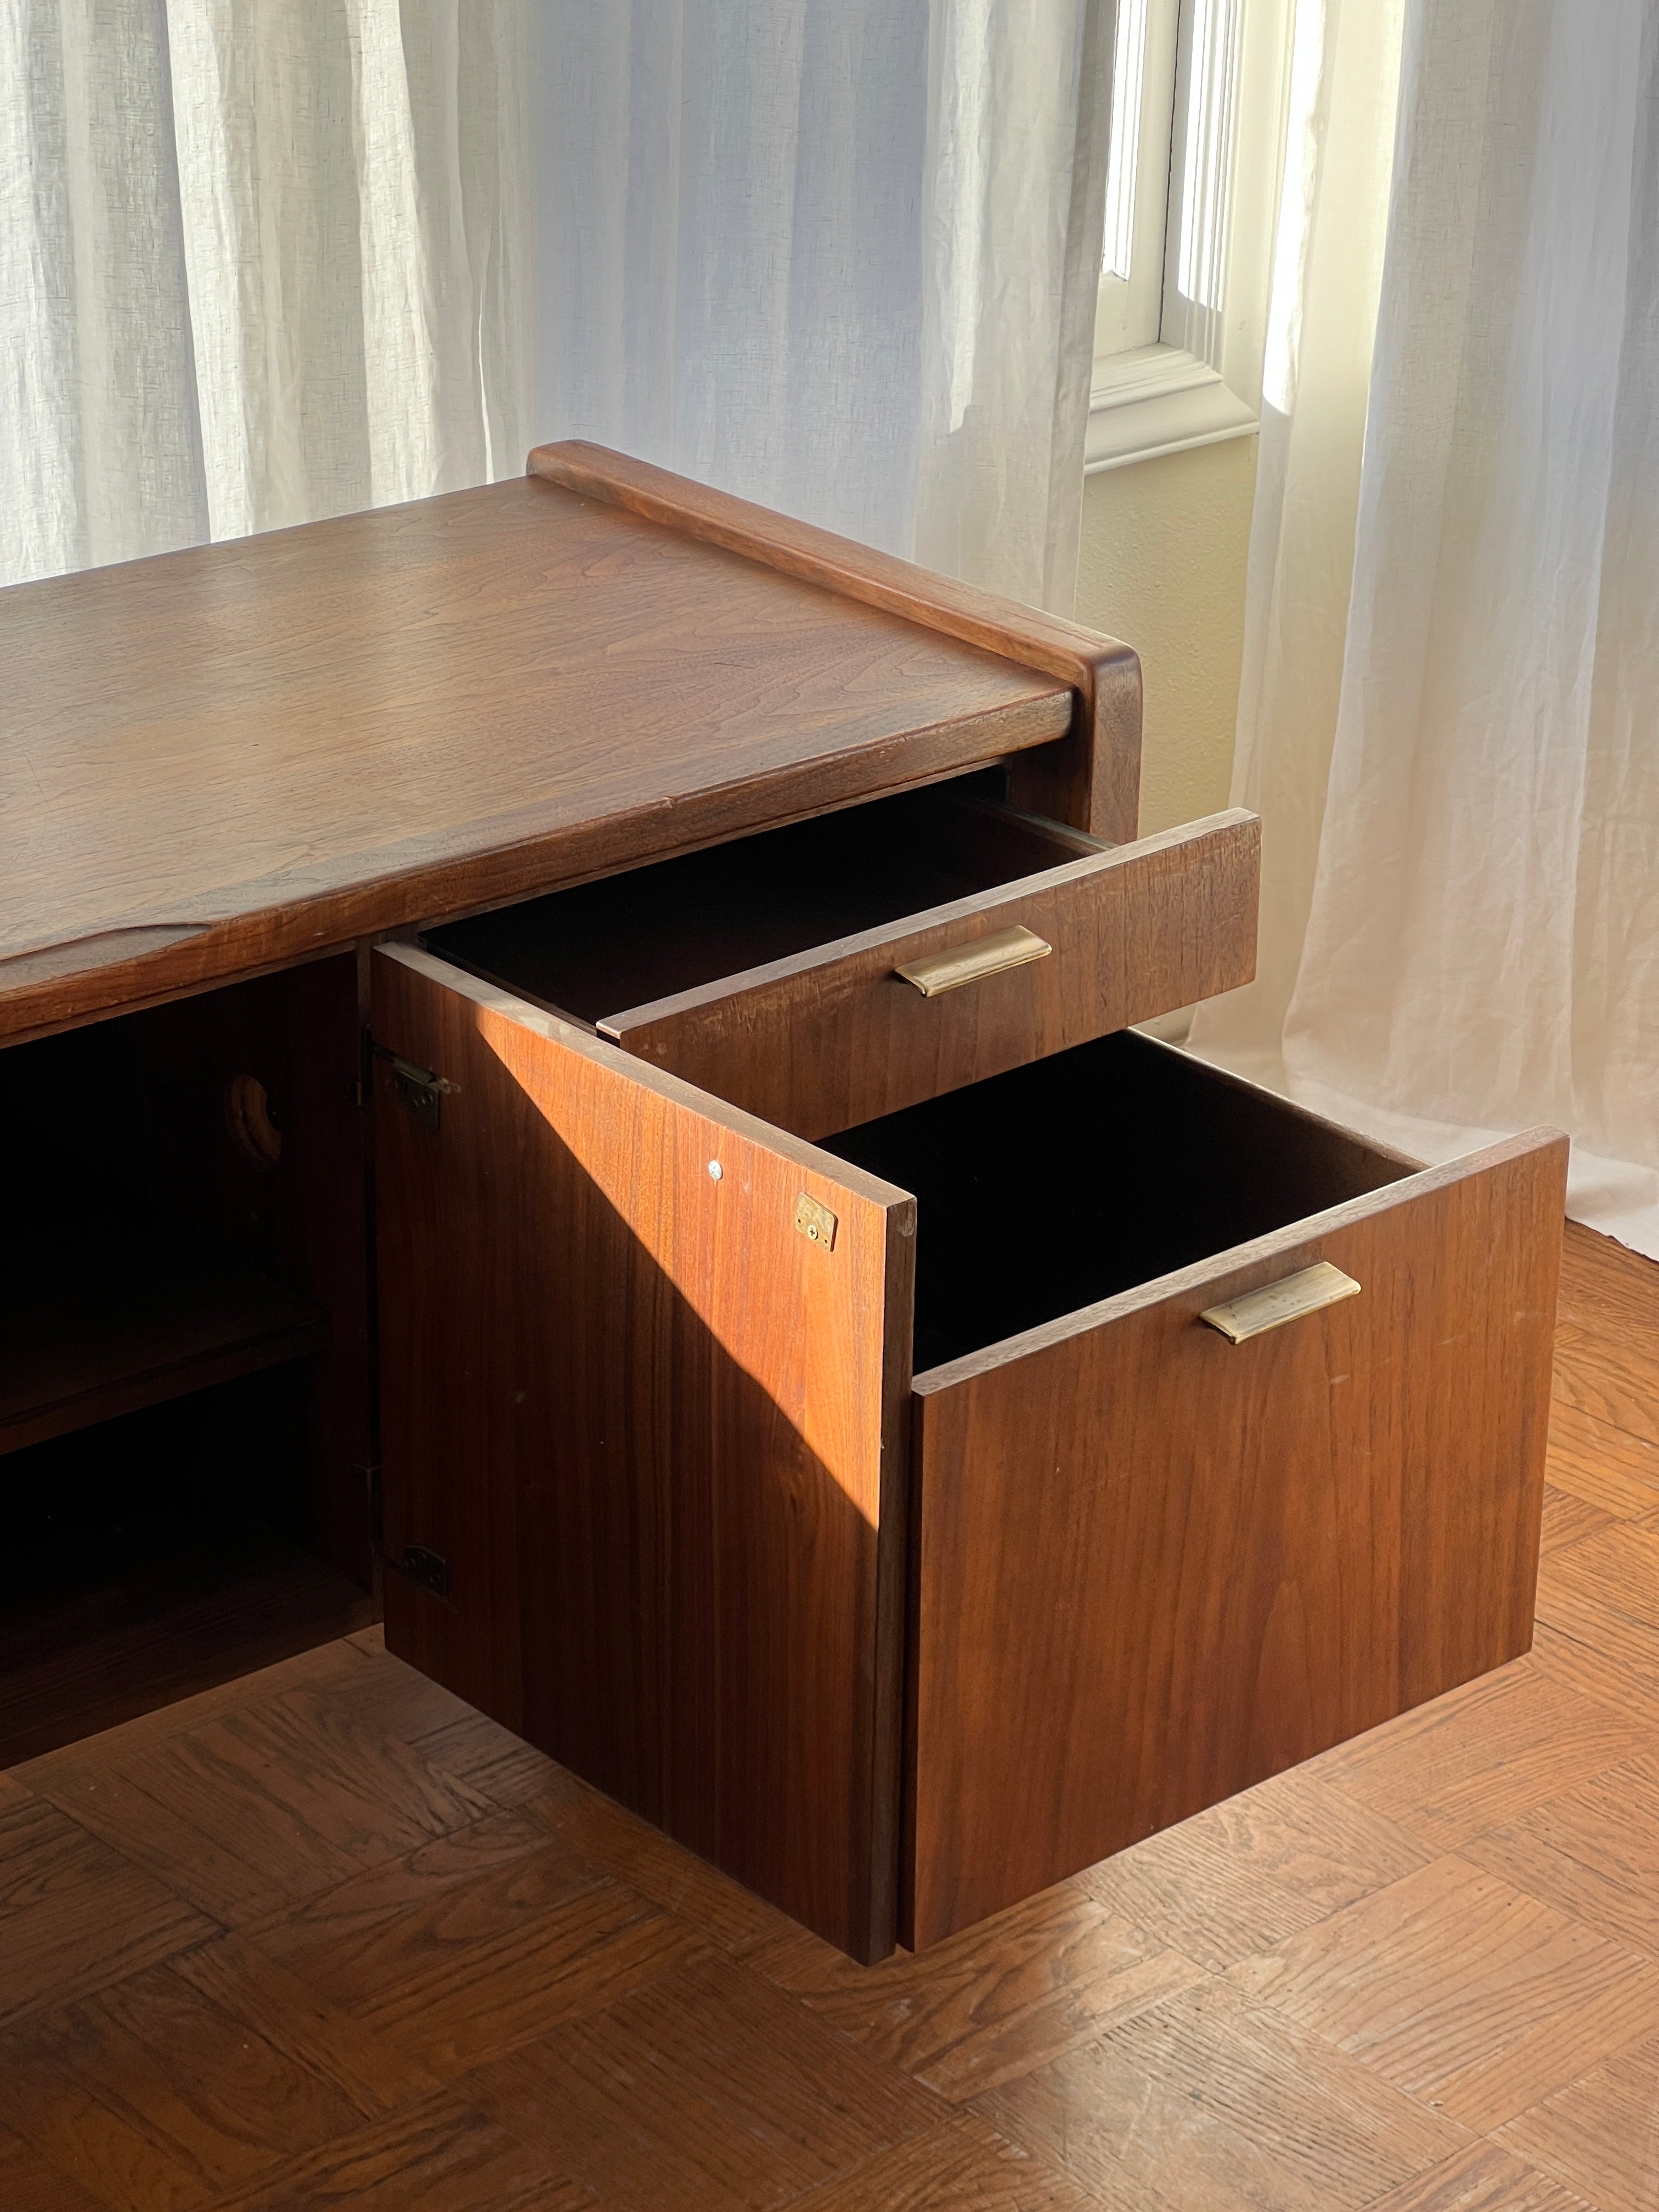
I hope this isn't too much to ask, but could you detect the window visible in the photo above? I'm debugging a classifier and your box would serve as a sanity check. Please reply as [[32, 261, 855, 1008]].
[[1087, 0, 1293, 471]]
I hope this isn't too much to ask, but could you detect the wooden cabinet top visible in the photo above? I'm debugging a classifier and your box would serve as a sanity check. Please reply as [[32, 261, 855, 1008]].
[[1, 443, 1138, 1045]]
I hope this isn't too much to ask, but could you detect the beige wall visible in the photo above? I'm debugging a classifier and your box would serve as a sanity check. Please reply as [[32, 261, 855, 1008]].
[[1075, 433, 1257, 836]]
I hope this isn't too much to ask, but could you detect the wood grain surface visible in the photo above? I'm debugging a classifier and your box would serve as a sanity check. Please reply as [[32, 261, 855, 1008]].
[[3, 1223, 1659, 2210], [904, 1118, 1567, 1946], [530, 441, 1143, 843], [371, 946, 915, 1961], [973, 1978, 1469, 2211], [1, 465, 1076, 1045], [601, 810, 1258, 1141]]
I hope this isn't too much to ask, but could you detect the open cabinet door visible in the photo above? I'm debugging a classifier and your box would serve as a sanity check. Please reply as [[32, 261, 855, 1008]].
[[371, 944, 915, 1961]]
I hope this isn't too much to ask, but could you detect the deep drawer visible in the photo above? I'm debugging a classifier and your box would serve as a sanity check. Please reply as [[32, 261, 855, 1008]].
[[423, 776, 1259, 1141], [825, 1033, 1568, 1948], [373, 953, 1565, 1963]]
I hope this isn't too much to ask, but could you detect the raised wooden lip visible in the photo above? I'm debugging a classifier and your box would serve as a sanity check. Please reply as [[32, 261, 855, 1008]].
[[530, 440, 1136, 690], [531, 440, 1144, 847], [5, 442, 1105, 1047]]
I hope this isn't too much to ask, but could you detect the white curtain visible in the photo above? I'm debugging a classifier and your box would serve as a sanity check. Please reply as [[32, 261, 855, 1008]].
[[2, 0, 530, 587], [4, 1, 1111, 614], [535, 0, 1113, 611], [1191, 0, 1659, 1258]]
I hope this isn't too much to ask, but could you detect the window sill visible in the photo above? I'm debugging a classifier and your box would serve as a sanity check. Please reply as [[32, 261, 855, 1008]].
[[1085, 345, 1259, 474]]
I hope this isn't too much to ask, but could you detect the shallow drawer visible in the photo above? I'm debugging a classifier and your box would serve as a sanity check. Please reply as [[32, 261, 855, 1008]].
[[424, 777, 1259, 1141], [824, 1034, 1568, 1948]]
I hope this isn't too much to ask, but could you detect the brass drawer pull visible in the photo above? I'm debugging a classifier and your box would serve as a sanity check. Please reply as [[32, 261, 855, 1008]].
[[1199, 1261, 1361, 1344], [895, 926, 1052, 997]]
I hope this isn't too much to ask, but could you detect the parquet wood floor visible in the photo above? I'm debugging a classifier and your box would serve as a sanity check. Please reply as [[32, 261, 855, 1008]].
[[3, 1220, 1656, 2211]]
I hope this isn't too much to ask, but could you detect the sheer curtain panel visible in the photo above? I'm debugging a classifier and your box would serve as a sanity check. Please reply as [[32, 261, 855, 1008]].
[[5, 1, 1111, 613], [2, 0, 529, 588], [1193, 0, 1659, 1257], [535, 0, 1113, 610]]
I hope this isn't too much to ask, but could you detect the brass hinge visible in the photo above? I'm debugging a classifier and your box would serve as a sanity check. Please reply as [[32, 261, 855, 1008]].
[[356, 1462, 450, 1600], [794, 1192, 838, 1251], [384, 1543, 450, 1599], [370, 1042, 459, 1130]]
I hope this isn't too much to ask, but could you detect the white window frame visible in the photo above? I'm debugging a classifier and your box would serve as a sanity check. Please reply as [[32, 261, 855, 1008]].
[[1086, 0, 1294, 473]]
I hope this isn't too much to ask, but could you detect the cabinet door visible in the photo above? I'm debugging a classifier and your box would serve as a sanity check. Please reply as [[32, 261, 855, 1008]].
[[371, 945, 914, 1961]]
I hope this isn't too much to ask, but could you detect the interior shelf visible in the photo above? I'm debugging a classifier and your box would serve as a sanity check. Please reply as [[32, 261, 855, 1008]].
[[0, 1355, 375, 1765], [0, 1247, 331, 1459], [0, 1531, 374, 1768]]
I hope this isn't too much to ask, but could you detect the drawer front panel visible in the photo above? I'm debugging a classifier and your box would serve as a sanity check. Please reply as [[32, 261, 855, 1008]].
[[601, 809, 1259, 1142], [905, 1128, 1567, 1949]]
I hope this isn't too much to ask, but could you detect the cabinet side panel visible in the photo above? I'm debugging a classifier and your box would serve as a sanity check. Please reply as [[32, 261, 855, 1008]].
[[373, 948, 904, 1959], [907, 1135, 1566, 1948]]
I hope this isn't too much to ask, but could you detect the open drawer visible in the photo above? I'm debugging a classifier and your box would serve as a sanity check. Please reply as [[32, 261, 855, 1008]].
[[370, 949, 1565, 1965], [825, 1036, 1568, 1949], [424, 775, 1259, 1140]]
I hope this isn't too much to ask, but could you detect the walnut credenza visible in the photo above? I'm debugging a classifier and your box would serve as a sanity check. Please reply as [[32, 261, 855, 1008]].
[[0, 444, 1566, 1962]]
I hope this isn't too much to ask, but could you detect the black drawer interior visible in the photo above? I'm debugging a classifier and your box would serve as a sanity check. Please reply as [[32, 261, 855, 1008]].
[[421, 774, 1093, 1024], [823, 1031, 1414, 1370]]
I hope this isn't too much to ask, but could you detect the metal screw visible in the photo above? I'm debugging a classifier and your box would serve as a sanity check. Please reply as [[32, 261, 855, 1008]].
[[708, 1160, 723, 1181]]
